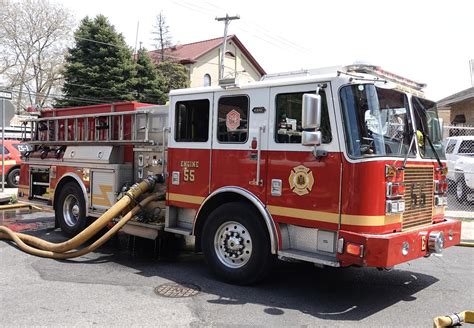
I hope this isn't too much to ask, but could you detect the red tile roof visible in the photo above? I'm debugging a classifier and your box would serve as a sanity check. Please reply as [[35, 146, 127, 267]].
[[149, 35, 266, 76]]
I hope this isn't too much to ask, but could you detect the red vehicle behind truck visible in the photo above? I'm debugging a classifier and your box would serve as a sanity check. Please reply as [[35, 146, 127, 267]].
[[1, 140, 31, 188], [18, 64, 461, 284]]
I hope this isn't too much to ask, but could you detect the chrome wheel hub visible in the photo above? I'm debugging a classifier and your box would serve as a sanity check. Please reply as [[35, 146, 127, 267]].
[[63, 195, 80, 227], [214, 221, 252, 268], [71, 204, 80, 217]]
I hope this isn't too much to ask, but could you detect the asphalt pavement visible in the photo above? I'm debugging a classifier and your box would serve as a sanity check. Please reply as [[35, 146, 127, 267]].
[[0, 208, 473, 327]]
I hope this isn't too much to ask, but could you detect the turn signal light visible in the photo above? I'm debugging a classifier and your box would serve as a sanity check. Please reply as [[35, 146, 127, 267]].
[[386, 182, 405, 199], [434, 180, 448, 195], [346, 242, 364, 257]]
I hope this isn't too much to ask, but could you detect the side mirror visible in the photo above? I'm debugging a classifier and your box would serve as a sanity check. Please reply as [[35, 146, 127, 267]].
[[302, 94, 321, 129], [302, 93, 322, 146], [302, 131, 322, 146]]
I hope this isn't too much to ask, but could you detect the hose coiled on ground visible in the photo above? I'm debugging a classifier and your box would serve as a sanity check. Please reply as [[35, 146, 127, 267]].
[[0, 176, 159, 258]]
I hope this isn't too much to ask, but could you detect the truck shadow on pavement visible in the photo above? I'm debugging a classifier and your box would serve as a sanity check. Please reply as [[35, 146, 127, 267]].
[[2, 218, 440, 322], [10, 224, 438, 322]]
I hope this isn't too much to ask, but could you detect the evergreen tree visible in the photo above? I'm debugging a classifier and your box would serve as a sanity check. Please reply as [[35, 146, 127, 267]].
[[58, 15, 135, 107], [157, 61, 189, 96], [133, 48, 166, 104]]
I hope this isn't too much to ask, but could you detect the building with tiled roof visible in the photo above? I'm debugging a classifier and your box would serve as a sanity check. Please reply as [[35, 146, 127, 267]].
[[149, 35, 265, 88]]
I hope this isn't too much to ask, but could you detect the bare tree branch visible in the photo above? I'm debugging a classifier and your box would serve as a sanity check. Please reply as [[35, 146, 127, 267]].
[[0, 0, 73, 112], [152, 12, 172, 61]]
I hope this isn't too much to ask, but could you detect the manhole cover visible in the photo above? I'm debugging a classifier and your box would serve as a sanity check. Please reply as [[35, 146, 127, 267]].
[[154, 282, 201, 298]]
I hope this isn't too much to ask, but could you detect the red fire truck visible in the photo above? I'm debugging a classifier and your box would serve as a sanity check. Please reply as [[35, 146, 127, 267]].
[[18, 64, 461, 284]]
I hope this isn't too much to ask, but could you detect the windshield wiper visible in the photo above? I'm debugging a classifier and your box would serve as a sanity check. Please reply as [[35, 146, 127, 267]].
[[401, 132, 416, 170], [421, 130, 444, 168]]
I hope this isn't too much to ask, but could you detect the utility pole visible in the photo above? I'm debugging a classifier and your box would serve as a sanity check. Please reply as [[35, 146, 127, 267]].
[[215, 14, 240, 80]]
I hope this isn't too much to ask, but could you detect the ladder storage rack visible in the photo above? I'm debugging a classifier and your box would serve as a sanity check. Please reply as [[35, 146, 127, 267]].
[[22, 105, 168, 147]]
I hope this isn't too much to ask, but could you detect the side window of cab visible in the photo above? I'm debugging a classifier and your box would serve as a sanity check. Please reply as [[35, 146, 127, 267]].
[[174, 99, 210, 142], [275, 90, 332, 144]]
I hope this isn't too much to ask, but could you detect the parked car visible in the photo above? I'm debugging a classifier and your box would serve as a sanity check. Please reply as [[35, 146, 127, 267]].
[[444, 136, 474, 179], [454, 156, 474, 203], [1, 140, 31, 187], [444, 136, 474, 202]]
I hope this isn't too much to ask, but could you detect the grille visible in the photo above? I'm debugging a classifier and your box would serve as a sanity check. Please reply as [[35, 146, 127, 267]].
[[402, 166, 434, 230]]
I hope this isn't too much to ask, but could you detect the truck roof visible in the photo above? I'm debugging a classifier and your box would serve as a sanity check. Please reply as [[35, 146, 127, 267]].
[[170, 64, 426, 98]]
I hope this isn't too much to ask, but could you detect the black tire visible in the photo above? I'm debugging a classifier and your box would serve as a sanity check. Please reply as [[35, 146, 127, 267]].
[[55, 182, 87, 237], [201, 202, 273, 285], [455, 176, 467, 203], [6, 167, 20, 188]]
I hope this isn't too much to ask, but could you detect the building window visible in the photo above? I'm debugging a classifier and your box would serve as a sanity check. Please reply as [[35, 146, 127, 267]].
[[175, 99, 210, 142], [217, 95, 249, 143], [203, 74, 211, 87], [225, 51, 235, 58], [275, 91, 332, 144]]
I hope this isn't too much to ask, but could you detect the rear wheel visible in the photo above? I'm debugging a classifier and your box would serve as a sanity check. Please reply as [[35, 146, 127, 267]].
[[56, 182, 87, 236], [6, 168, 20, 188], [201, 202, 273, 285]]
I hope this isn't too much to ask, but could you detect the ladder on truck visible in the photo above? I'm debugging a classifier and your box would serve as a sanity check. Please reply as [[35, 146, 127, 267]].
[[21, 106, 168, 146]]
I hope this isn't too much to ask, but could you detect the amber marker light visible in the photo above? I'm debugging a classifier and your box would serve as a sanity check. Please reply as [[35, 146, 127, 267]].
[[346, 242, 364, 257]]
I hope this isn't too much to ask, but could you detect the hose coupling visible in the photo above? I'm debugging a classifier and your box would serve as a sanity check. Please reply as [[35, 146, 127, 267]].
[[124, 175, 159, 203], [447, 313, 462, 326]]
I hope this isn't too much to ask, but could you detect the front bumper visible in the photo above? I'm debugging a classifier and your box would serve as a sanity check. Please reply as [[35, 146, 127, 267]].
[[337, 218, 462, 267]]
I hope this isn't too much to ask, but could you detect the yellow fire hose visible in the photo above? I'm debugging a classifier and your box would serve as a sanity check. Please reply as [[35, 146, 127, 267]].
[[0, 176, 158, 258], [0, 194, 158, 259], [0, 203, 34, 210], [433, 311, 474, 327]]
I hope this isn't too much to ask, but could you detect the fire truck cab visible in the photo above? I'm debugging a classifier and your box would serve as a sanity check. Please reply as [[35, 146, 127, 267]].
[[19, 64, 461, 284]]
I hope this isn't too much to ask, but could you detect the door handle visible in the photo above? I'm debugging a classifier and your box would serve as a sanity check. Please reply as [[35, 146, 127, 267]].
[[249, 125, 265, 186]]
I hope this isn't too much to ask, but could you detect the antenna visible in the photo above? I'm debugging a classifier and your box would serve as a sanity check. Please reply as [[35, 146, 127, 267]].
[[470, 59, 474, 87], [134, 21, 140, 56]]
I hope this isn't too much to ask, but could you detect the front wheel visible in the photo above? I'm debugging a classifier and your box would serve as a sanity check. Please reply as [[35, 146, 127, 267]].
[[55, 182, 87, 237], [201, 202, 273, 285]]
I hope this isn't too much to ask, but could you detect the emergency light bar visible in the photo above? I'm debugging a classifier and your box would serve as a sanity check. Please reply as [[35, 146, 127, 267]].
[[343, 64, 426, 97]]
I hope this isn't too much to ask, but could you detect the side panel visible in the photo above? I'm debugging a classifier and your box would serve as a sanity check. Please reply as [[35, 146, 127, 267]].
[[91, 170, 116, 211]]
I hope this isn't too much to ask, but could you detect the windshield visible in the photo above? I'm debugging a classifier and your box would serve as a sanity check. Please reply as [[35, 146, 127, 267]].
[[411, 96, 446, 160], [340, 84, 414, 158]]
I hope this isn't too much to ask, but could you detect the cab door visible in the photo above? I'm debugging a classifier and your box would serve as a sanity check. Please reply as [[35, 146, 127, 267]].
[[210, 88, 270, 202], [167, 93, 214, 209], [265, 83, 342, 231]]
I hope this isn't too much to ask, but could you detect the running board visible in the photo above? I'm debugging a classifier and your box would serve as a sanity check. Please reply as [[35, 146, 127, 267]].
[[278, 249, 340, 267], [122, 221, 164, 240], [164, 226, 192, 236]]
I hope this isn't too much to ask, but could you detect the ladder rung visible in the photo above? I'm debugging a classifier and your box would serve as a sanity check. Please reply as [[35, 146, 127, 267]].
[[27, 110, 163, 144]]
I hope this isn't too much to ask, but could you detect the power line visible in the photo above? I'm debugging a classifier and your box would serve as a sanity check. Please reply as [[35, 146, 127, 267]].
[[173, 0, 310, 54], [9, 87, 113, 105], [74, 36, 121, 48]]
